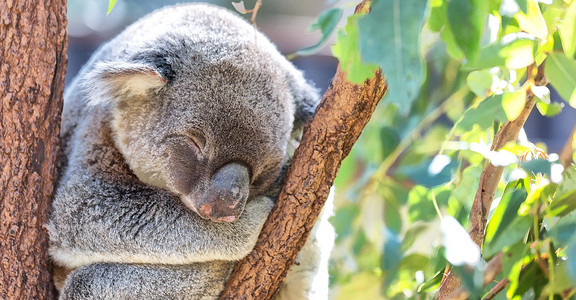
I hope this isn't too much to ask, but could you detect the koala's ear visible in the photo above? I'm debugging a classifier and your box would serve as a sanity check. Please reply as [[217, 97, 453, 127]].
[[83, 62, 168, 106], [288, 70, 321, 134]]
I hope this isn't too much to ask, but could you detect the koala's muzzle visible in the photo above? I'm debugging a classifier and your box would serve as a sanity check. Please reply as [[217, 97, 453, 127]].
[[195, 163, 250, 223]]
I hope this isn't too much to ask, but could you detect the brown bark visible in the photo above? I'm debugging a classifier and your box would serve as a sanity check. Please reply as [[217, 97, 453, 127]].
[[0, 0, 68, 299], [435, 65, 547, 299]]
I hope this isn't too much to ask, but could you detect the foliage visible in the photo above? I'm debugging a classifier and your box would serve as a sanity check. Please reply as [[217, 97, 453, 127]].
[[303, 0, 576, 298]]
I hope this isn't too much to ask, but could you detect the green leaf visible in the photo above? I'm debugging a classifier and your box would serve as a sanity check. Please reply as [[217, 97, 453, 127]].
[[428, 0, 446, 32], [401, 155, 457, 188], [407, 186, 437, 222], [417, 270, 443, 292], [463, 38, 535, 70], [297, 8, 343, 56], [384, 199, 402, 233], [440, 23, 465, 59], [519, 158, 556, 177], [545, 52, 576, 108], [515, 0, 548, 40], [502, 90, 526, 120], [547, 213, 576, 246], [457, 95, 509, 132], [548, 166, 576, 217], [332, 15, 379, 83], [333, 204, 359, 242], [559, 0, 576, 57], [541, 262, 575, 296], [446, 0, 487, 60], [380, 126, 400, 158], [107, 0, 117, 15], [357, 0, 427, 115], [567, 236, 576, 285], [467, 70, 493, 97], [502, 242, 528, 277], [401, 224, 428, 252], [536, 99, 563, 117], [517, 0, 528, 14], [484, 180, 530, 257], [398, 253, 429, 272]]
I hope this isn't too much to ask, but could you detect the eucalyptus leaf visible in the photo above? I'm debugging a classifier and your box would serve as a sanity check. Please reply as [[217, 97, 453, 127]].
[[549, 166, 576, 217], [559, 0, 576, 57], [463, 38, 535, 70], [401, 155, 457, 188], [547, 213, 576, 246], [520, 158, 553, 177], [332, 15, 379, 83], [357, 0, 427, 115], [297, 8, 343, 56], [484, 179, 529, 257], [502, 90, 526, 120], [467, 70, 493, 97], [456, 95, 509, 132], [446, 0, 487, 60], [515, 0, 548, 40], [536, 99, 563, 117], [545, 53, 576, 108]]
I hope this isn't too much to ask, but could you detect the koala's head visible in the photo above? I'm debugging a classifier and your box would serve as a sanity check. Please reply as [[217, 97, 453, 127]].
[[84, 35, 319, 222]]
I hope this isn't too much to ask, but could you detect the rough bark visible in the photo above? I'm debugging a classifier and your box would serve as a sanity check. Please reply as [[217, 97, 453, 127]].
[[0, 0, 68, 299]]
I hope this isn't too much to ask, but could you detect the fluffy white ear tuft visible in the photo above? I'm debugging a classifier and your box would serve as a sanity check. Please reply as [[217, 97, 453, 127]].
[[83, 62, 167, 106]]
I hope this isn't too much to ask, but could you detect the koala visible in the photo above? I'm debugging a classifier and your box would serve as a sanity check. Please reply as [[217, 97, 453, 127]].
[[47, 3, 334, 300]]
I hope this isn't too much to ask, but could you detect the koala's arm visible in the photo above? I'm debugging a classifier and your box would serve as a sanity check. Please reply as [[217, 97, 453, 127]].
[[48, 176, 274, 269]]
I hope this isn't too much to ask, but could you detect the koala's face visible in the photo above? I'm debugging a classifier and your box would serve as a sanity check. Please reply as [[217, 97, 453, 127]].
[[107, 57, 295, 222]]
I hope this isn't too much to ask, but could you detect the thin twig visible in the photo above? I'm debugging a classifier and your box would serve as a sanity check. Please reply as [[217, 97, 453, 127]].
[[559, 122, 576, 168], [436, 64, 547, 299], [250, 0, 262, 26], [482, 277, 510, 300], [445, 253, 504, 300]]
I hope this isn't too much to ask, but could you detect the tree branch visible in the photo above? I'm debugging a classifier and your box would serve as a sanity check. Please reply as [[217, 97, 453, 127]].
[[559, 122, 576, 168], [220, 6, 385, 298], [436, 64, 547, 299], [445, 253, 504, 300]]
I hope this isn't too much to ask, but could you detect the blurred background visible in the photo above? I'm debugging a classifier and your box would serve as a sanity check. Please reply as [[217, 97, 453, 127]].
[[66, 0, 576, 298], [66, 0, 338, 92]]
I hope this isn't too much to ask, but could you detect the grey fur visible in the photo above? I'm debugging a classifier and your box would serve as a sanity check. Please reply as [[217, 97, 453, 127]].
[[48, 3, 333, 300]]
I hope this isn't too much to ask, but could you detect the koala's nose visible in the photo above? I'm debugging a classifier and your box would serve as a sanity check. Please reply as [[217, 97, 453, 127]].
[[197, 162, 250, 222]]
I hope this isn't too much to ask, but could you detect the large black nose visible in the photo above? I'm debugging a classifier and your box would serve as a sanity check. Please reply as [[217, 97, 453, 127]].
[[196, 162, 250, 222]]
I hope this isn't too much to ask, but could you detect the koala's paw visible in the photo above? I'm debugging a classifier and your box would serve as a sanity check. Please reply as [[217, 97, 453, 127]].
[[242, 196, 274, 225], [59, 266, 102, 300]]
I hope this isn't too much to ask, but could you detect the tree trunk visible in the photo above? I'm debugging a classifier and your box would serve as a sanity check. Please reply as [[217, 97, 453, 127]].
[[0, 0, 68, 299], [220, 4, 386, 297]]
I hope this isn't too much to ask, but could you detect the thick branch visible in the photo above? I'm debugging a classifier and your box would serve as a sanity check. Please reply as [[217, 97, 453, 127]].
[[0, 0, 68, 298], [220, 46, 386, 300], [436, 65, 547, 298]]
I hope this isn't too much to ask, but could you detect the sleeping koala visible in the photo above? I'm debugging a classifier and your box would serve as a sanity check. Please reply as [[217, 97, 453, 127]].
[[47, 3, 334, 300]]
